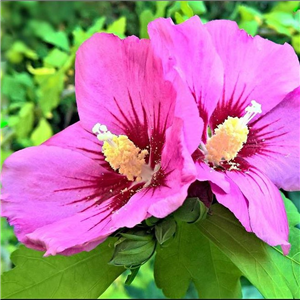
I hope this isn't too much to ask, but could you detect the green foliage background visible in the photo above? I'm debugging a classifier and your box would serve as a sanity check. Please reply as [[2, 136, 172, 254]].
[[1, 1, 300, 299]]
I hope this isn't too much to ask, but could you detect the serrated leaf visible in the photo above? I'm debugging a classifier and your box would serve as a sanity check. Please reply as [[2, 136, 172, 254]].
[[197, 204, 299, 299], [154, 220, 242, 299], [1, 239, 125, 299]]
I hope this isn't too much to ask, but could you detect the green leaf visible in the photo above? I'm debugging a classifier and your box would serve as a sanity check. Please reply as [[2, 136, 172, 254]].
[[29, 20, 70, 51], [197, 204, 299, 299], [154, 1, 169, 19], [188, 1, 206, 15], [180, 1, 194, 18], [105, 17, 127, 38], [154, 220, 242, 298], [1, 239, 125, 299], [35, 71, 64, 115], [73, 17, 106, 49], [87, 17, 106, 35], [139, 2, 168, 38], [44, 48, 69, 68], [174, 12, 186, 24], [238, 5, 262, 21], [264, 12, 299, 36], [239, 20, 259, 36], [173, 197, 208, 223], [271, 1, 300, 13], [8, 102, 35, 139], [155, 218, 177, 245], [292, 34, 300, 53], [30, 118, 53, 146], [2, 76, 26, 103], [139, 9, 154, 38], [5, 41, 38, 64], [110, 231, 156, 268], [281, 192, 300, 227]]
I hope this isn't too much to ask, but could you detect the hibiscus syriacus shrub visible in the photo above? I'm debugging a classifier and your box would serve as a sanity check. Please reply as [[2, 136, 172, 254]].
[[1, 16, 300, 299]]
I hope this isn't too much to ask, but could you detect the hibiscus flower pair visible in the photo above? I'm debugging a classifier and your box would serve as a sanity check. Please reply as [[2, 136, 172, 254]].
[[1, 16, 299, 256]]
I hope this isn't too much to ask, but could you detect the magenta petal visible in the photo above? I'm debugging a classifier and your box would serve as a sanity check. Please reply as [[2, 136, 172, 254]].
[[211, 176, 251, 232], [26, 203, 113, 256], [1, 145, 130, 254], [76, 33, 178, 152], [44, 122, 103, 162], [111, 118, 197, 227], [226, 169, 290, 254], [242, 86, 300, 191], [196, 161, 230, 193], [206, 20, 300, 129], [148, 16, 224, 142]]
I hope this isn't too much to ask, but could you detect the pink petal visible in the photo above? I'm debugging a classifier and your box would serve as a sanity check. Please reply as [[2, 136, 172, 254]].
[[241, 86, 300, 191], [76, 34, 182, 152], [44, 122, 104, 162], [148, 16, 224, 143], [211, 176, 251, 232], [196, 161, 230, 193], [26, 203, 112, 256], [1, 145, 131, 254], [205, 20, 300, 129], [226, 168, 290, 254]]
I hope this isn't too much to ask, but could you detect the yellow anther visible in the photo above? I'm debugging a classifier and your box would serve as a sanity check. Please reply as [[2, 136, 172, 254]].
[[206, 117, 248, 164], [102, 135, 148, 182], [92, 123, 149, 181], [205, 100, 262, 165]]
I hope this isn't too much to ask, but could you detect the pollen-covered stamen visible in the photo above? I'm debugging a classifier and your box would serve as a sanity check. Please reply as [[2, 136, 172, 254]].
[[92, 123, 149, 182], [205, 101, 262, 165]]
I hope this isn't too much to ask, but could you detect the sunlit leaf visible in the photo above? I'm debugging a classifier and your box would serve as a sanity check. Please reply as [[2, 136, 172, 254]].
[[35, 71, 64, 115], [44, 49, 69, 68], [271, 1, 300, 13], [1, 239, 125, 299], [180, 1, 194, 18], [105, 17, 127, 38], [30, 118, 53, 146]]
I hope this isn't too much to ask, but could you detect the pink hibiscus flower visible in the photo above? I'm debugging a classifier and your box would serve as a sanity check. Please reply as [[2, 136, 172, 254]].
[[149, 16, 300, 254], [1, 33, 202, 256]]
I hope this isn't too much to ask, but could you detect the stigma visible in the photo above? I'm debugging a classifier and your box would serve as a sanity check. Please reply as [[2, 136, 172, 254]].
[[205, 100, 262, 165], [92, 123, 149, 182]]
